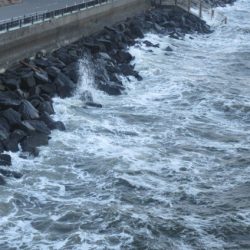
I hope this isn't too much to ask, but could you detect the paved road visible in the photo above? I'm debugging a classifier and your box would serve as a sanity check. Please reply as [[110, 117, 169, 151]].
[[0, 0, 87, 21]]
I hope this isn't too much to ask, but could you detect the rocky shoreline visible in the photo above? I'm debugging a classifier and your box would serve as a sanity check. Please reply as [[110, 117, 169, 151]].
[[0, 3, 231, 184], [205, 0, 236, 7]]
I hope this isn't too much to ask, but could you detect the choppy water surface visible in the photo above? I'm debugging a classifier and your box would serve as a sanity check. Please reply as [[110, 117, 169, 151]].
[[1, 1, 250, 249]]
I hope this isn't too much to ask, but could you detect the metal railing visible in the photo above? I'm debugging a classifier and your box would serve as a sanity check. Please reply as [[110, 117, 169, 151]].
[[153, 0, 227, 24], [0, 0, 109, 33]]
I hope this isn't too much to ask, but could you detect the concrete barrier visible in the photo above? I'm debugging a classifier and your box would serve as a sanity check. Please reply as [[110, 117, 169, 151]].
[[0, 0, 150, 70]]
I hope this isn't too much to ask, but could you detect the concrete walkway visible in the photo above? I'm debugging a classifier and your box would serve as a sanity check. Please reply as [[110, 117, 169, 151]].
[[0, 0, 87, 21]]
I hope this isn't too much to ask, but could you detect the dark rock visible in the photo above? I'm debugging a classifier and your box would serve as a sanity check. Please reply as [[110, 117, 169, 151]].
[[39, 83, 57, 96], [82, 42, 101, 54], [34, 58, 51, 69], [40, 112, 65, 131], [114, 51, 134, 64], [143, 40, 159, 48], [24, 120, 51, 135], [3, 77, 20, 90], [129, 20, 144, 38], [97, 81, 125, 95], [99, 52, 112, 61], [85, 102, 102, 108], [20, 133, 49, 153], [0, 91, 22, 107], [1, 108, 22, 128], [37, 101, 55, 115], [80, 90, 94, 103], [34, 71, 50, 85], [54, 72, 76, 98], [21, 71, 36, 89], [0, 175, 6, 185], [46, 66, 61, 80], [0, 154, 11, 166], [63, 62, 79, 83], [53, 121, 66, 131], [0, 168, 22, 179], [165, 46, 173, 51], [0, 117, 10, 140], [18, 100, 39, 120], [54, 50, 77, 65], [3, 129, 26, 152]]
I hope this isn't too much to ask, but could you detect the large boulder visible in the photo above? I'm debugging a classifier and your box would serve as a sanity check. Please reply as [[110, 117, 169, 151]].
[[21, 71, 36, 90], [96, 81, 124, 95], [63, 62, 79, 83], [34, 71, 50, 85], [0, 91, 22, 107], [40, 112, 66, 131], [114, 51, 134, 64], [20, 132, 49, 154], [23, 120, 51, 135], [1, 108, 22, 128], [54, 72, 76, 98], [18, 100, 39, 120], [3, 129, 26, 152], [3, 77, 20, 90]]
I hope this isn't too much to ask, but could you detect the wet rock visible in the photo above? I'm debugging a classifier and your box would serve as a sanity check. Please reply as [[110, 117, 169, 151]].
[[63, 62, 79, 83], [99, 52, 112, 61], [39, 83, 57, 96], [0, 175, 6, 185], [24, 120, 51, 135], [37, 101, 55, 115], [165, 46, 173, 52], [0, 154, 11, 166], [34, 71, 49, 85], [34, 58, 51, 69], [97, 81, 125, 95], [54, 50, 77, 65], [129, 20, 144, 38], [82, 42, 101, 54], [46, 66, 61, 80], [85, 102, 102, 108], [3, 129, 26, 152], [21, 71, 36, 90], [18, 100, 39, 120], [0, 91, 22, 107], [0, 118, 10, 140], [114, 51, 134, 64], [54, 72, 76, 98], [3, 77, 20, 90], [80, 90, 94, 103], [40, 112, 65, 131], [1, 108, 22, 128], [20, 133, 49, 153], [143, 40, 159, 48], [0, 168, 22, 179]]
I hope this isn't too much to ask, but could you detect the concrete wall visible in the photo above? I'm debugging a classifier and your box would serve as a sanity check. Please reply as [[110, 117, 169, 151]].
[[0, 0, 150, 70]]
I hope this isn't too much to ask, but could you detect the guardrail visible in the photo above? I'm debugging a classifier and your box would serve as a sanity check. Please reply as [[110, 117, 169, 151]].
[[0, 0, 109, 33], [152, 0, 227, 24]]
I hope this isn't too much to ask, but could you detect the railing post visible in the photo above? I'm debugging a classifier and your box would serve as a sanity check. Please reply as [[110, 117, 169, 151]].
[[188, 0, 191, 12], [199, 1, 202, 18], [211, 9, 214, 19]]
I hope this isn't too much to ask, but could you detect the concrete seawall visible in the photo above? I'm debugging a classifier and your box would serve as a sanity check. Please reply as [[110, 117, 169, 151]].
[[0, 0, 150, 69]]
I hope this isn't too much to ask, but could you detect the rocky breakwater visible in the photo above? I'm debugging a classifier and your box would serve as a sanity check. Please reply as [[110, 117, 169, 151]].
[[205, 0, 236, 7], [0, 7, 211, 185]]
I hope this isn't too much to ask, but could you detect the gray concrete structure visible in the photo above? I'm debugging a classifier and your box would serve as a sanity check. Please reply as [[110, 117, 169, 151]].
[[0, 0, 150, 69]]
